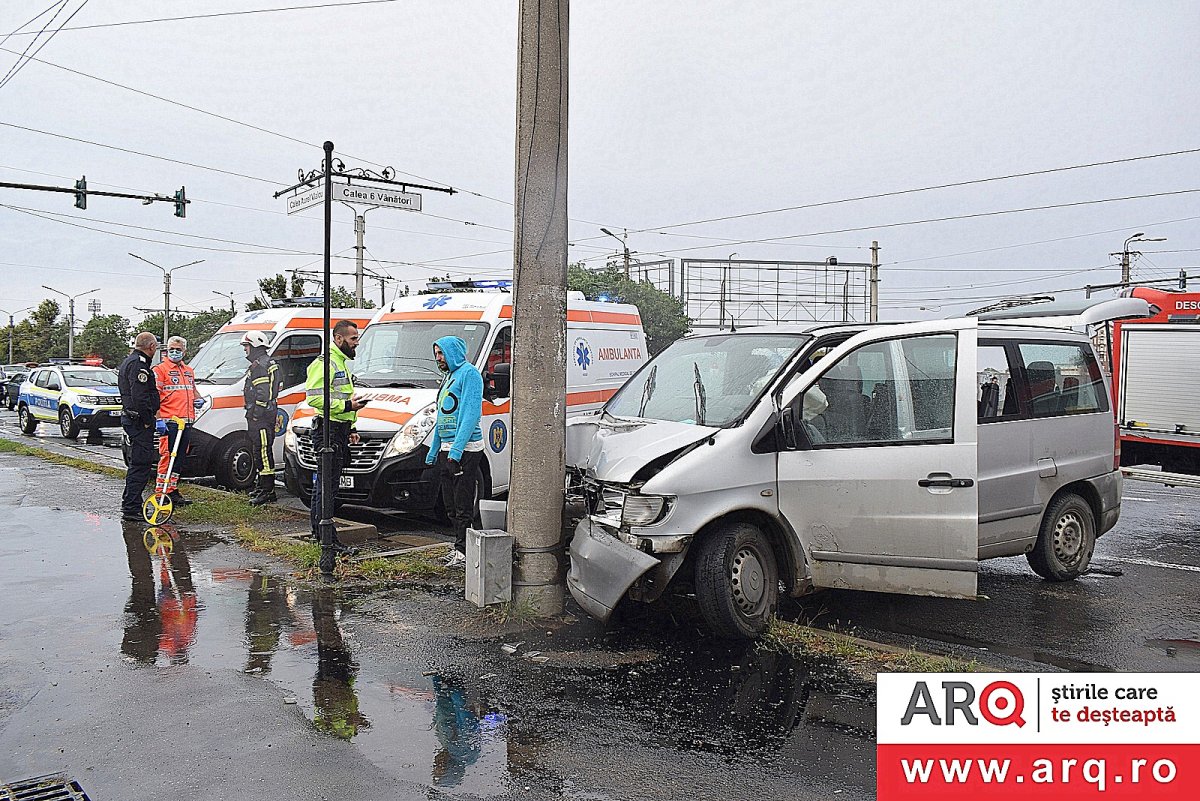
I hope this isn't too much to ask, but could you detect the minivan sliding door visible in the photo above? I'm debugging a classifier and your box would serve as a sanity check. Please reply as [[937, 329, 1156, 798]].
[[777, 321, 979, 599]]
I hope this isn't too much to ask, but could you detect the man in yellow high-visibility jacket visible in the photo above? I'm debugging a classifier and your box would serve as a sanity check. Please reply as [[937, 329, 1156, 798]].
[[305, 319, 369, 553]]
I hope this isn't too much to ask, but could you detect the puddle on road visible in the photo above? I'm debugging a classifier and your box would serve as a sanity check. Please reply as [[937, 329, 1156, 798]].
[[109, 522, 876, 796]]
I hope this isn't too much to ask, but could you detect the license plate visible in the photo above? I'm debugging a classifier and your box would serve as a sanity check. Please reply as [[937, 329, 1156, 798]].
[[339, 475, 354, 489]]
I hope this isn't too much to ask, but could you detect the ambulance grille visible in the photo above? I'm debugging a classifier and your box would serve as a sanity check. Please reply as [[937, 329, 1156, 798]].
[[295, 429, 387, 473]]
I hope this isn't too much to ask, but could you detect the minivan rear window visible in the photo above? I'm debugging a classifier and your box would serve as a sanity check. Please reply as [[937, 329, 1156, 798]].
[[1016, 342, 1107, 417]]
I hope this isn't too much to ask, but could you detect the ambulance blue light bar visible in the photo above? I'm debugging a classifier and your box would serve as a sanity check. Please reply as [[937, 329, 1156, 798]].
[[425, 279, 513, 291]]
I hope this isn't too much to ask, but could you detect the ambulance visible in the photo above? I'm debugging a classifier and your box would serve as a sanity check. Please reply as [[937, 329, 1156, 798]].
[[281, 290, 648, 513], [128, 304, 374, 490]]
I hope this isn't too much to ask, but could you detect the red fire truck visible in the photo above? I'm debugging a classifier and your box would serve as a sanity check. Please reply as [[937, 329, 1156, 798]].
[[1111, 286, 1200, 475]]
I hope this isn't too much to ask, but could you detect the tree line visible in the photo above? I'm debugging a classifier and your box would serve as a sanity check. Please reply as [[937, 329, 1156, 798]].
[[5, 267, 688, 366]]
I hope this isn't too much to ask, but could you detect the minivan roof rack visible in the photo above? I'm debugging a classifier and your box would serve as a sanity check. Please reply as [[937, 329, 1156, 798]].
[[966, 295, 1055, 317]]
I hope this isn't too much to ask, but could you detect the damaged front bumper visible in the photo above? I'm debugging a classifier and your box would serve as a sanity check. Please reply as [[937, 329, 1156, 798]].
[[567, 518, 660, 623]]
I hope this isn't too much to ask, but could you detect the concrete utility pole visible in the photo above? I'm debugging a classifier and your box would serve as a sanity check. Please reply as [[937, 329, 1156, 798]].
[[41, 286, 98, 359], [130, 254, 204, 345], [869, 240, 880, 323], [510, 0, 569, 616], [1115, 232, 1166, 288], [0, 306, 33, 363], [354, 213, 366, 307], [601, 227, 631, 278]]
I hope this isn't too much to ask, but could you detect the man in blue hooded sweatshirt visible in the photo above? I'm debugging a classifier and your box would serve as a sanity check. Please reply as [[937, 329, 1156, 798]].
[[426, 335, 484, 566]]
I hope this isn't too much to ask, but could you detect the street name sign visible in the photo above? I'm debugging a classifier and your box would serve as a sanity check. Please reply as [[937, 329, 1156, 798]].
[[286, 186, 324, 215], [329, 183, 422, 211]]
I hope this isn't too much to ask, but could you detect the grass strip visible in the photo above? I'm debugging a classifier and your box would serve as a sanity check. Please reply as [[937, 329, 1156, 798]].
[[764, 618, 983, 680], [0, 437, 449, 583]]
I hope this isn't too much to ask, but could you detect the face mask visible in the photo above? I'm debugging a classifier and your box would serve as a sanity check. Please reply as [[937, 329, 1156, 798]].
[[168, 349, 184, 363]]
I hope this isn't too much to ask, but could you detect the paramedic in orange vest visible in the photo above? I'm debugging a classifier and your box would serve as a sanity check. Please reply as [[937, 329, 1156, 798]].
[[153, 335, 203, 507]]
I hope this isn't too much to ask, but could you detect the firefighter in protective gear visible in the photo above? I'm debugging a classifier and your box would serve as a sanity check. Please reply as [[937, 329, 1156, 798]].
[[153, 336, 202, 506], [242, 330, 284, 505]]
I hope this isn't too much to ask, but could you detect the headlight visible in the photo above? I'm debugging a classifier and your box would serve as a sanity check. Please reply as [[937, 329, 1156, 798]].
[[284, 425, 298, 453], [383, 403, 437, 459], [622, 494, 670, 527]]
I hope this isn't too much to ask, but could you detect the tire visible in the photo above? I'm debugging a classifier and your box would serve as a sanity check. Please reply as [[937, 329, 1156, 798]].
[[18, 404, 37, 435], [59, 407, 80, 440], [214, 435, 256, 492], [284, 461, 302, 498], [694, 521, 780, 639], [1026, 493, 1096, 581]]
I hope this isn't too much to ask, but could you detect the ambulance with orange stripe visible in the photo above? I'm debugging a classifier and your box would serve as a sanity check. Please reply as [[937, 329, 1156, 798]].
[[176, 305, 374, 490], [281, 290, 648, 513]]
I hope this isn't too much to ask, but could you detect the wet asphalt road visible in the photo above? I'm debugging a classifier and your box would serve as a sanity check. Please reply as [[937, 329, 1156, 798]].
[[0, 450, 877, 801], [789, 477, 1200, 674], [1, 412, 1197, 799]]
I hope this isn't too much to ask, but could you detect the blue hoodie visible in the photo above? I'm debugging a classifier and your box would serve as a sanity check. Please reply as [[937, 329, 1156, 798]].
[[426, 335, 484, 463]]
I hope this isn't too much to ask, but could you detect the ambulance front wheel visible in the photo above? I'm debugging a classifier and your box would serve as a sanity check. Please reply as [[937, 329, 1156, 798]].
[[214, 435, 255, 492]]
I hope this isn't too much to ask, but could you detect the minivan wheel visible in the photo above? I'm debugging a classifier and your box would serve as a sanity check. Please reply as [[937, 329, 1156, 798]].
[[1027, 493, 1096, 581], [694, 521, 779, 639], [214, 435, 255, 492]]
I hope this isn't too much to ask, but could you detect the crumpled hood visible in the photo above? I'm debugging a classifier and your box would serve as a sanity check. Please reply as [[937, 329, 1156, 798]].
[[566, 415, 718, 483], [434, 335, 468, 372]]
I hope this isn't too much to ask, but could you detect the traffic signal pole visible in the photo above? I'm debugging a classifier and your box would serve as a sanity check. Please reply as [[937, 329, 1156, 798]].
[[509, 0, 570, 616]]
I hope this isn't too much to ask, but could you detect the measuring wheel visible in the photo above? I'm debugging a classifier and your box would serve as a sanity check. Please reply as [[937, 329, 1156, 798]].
[[142, 494, 174, 526]]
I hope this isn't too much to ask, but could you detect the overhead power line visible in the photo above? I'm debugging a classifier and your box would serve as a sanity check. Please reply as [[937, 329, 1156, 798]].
[[0, 1, 71, 89], [601, 146, 1200, 241], [635, 188, 1200, 257], [1, 0, 403, 37]]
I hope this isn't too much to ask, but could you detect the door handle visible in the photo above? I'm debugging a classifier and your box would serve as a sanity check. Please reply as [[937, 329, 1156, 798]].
[[918, 476, 974, 488]]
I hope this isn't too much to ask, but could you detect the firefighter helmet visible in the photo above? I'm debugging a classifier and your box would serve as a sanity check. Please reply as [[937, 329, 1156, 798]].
[[240, 331, 271, 349]]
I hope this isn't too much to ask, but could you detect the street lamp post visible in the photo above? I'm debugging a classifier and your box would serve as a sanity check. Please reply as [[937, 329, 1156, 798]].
[[0, 306, 33, 363], [130, 254, 204, 345], [41, 287, 100, 359], [212, 290, 238, 315], [1116, 233, 1167, 288], [721, 252, 738, 330], [600, 227, 631, 278]]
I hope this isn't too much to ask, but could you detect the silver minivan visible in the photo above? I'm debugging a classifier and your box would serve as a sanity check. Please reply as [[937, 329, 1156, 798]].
[[565, 299, 1148, 639]]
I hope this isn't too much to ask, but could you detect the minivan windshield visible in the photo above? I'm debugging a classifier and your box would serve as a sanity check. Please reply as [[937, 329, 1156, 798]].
[[354, 321, 490, 388], [607, 333, 809, 427], [189, 331, 274, 384], [62, 368, 118, 387]]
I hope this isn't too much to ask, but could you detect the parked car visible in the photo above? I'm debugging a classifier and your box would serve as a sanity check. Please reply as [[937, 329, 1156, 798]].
[[17, 364, 122, 439], [564, 297, 1148, 639], [3, 370, 28, 410]]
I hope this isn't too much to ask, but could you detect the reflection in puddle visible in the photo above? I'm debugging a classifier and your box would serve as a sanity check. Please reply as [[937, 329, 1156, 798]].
[[312, 587, 370, 739], [116, 523, 871, 797], [120, 523, 201, 666]]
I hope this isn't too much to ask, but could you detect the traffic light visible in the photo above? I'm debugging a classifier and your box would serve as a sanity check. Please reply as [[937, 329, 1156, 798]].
[[174, 185, 186, 218], [74, 176, 86, 210]]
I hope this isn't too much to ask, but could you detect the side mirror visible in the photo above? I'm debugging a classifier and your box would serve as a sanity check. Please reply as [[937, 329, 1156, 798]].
[[488, 362, 511, 398]]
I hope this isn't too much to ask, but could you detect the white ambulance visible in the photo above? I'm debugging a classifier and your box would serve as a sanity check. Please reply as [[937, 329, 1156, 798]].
[[281, 291, 648, 513], [140, 305, 374, 490]]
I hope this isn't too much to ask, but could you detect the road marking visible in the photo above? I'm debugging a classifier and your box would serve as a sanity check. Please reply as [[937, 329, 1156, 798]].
[[1123, 497, 1155, 502], [1120, 556, 1200, 574]]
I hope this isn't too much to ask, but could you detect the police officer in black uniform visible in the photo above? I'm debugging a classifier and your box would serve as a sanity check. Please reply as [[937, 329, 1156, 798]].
[[119, 332, 161, 521]]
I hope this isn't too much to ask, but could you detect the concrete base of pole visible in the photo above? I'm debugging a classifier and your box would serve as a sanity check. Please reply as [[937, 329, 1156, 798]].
[[513, 584, 565, 617]]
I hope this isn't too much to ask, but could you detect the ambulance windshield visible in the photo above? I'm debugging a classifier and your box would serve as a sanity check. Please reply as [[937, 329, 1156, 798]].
[[190, 331, 275, 384], [606, 333, 808, 427], [354, 321, 490, 388]]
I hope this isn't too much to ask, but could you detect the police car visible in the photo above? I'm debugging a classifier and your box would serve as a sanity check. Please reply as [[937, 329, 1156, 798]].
[[17, 364, 123, 439]]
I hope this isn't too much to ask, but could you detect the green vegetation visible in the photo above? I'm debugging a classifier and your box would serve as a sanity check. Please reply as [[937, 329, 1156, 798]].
[[0, 437, 446, 584], [764, 618, 983, 681], [568, 263, 690, 355]]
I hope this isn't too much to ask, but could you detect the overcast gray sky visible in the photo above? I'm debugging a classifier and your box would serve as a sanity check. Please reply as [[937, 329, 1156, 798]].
[[1, 0, 1197, 328]]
